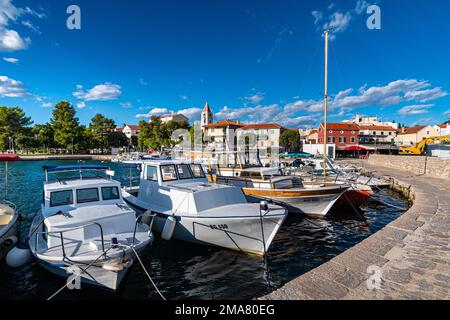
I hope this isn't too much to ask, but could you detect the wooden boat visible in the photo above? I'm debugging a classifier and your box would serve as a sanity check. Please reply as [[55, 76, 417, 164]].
[[216, 174, 350, 218]]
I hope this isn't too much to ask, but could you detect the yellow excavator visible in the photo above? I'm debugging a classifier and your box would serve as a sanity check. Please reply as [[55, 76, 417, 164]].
[[399, 136, 450, 155]]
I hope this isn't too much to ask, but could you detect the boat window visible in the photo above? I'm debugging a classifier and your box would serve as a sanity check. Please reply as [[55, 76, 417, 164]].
[[77, 188, 100, 204], [160, 165, 178, 181], [50, 190, 73, 207], [146, 166, 158, 181], [102, 187, 120, 200], [190, 164, 206, 178], [177, 164, 193, 179]]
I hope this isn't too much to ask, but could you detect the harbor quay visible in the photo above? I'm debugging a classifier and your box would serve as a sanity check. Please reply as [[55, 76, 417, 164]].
[[262, 156, 450, 300]]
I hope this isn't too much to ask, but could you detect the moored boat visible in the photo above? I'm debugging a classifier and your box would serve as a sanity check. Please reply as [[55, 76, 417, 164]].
[[22, 165, 155, 290], [216, 174, 350, 218], [0, 201, 19, 261], [121, 160, 287, 255]]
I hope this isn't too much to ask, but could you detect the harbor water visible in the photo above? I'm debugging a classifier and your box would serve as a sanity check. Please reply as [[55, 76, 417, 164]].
[[0, 160, 409, 300]]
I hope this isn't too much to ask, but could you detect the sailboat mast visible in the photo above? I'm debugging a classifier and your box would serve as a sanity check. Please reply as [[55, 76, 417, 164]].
[[323, 30, 329, 176]]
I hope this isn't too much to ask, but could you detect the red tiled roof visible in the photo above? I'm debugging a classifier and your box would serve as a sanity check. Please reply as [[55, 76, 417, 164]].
[[125, 125, 140, 130], [397, 126, 426, 135], [203, 120, 245, 129], [358, 125, 397, 131], [437, 124, 448, 129], [239, 123, 284, 130], [320, 123, 359, 131], [115, 127, 124, 132]]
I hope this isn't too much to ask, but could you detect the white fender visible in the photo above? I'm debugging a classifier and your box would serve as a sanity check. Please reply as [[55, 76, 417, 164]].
[[161, 216, 176, 241], [6, 244, 32, 268]]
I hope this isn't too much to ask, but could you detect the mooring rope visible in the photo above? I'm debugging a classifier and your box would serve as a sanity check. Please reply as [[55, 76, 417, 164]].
[[126, 245, 166, 300]]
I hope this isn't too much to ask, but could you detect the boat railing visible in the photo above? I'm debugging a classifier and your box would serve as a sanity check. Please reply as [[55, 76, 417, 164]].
[[132, 211, 156, 245], [34, 222, 106, 258]]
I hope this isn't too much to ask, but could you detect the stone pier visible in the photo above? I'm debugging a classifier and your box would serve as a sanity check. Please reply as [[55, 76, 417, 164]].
[[262, 159, 450, 300]]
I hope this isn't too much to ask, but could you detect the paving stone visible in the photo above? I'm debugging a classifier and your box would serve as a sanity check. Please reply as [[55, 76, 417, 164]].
[[260, 163, 450, 300]]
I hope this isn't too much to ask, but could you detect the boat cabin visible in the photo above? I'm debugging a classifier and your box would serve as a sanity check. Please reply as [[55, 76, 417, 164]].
[[124, 160, 249, 216], [39, 166, 137, 249]]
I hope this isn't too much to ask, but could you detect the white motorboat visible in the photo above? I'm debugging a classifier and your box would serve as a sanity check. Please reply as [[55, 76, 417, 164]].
[[121, 160, 287, 255], [0, 200, 19, 261], [25, 165, 154, 290]]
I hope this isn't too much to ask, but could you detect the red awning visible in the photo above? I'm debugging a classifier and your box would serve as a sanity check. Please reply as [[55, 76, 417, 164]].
[[343, 146, 367, 151]]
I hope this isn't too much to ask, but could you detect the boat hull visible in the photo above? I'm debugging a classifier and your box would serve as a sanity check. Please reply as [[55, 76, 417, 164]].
[[123, 192, 286, 255], [335, 189, 373, 209], [37, 259, 130, 291], [242, 188, 345, 218]]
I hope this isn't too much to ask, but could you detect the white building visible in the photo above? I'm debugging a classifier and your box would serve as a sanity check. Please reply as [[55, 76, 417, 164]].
[[434, 124, 450, 136], [343, 113, 399, 130], [116, 125, 140, 139], [201, 102, 213, 132], [358, 125, 397, 144]]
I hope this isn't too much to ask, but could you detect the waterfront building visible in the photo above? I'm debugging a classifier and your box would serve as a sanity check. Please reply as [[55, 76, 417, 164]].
[[203, 120, 245, 153], [237, 123, 286, 165], [358, 125, 397, 144], [318, 123, 360, 149], [342, 113, 399, 130], [116, 125, 140, 139], [396, 125, 439, 146], [201, 102, 213, 132], [434, 123, 450, 136]]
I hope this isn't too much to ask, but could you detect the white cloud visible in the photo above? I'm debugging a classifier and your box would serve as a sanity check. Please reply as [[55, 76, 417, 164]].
[[0, 29, 29, 51], [398, 104, 433, 115], [244, 91, 265, 105], [311, 11, 323, 25], [180, 95, 189, 100], [21, 20, 40, 34], [0, 0, 45, 52], [73, 83, 122, 101], [411, 117, 435, 127], [139, 78, 148, 86], [444, 109, 450, 117], [120, 102, 133, 108], [136, 107, 170, 118], [0, 75, 29, 97], [41, 102, 52, 108], [2, 57, 18, 63], [312, 0, 370, 41], [178, 107, 202, 121], [212, 79, 447, 129], [77, 102, 86, 109]]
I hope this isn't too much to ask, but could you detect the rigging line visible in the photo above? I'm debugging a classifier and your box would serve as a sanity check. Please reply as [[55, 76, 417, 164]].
[[298, 37, 322, 97], [330, 44, 345, 95], [128, 245, 166, 301], [47, 246, 114, 301]]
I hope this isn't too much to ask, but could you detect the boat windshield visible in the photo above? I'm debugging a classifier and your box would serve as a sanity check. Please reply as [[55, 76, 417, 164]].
[[161, 165, 178, 181], [190, 164, 205, 178]]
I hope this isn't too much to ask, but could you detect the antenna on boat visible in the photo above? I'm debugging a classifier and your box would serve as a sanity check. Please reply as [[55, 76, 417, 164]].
[[322, 29, 330, 177]]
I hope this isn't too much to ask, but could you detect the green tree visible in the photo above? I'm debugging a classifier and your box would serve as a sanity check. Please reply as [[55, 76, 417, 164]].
[[87, 113, 116, 153], [14, 132, 39, 152], [108, 131, 129, 148], [280, 129, 301, 152], [0, 106, 33, 151], [33, 123, 54, 152], [50, 101, 84, 152], [138, 117, 190, 151]]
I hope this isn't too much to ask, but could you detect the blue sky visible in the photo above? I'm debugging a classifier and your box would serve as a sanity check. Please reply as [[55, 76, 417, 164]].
[[1, 0, 450, 128]]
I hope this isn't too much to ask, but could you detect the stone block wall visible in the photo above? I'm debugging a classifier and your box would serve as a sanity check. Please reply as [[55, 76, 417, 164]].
[[367, 155, 450, 179]]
